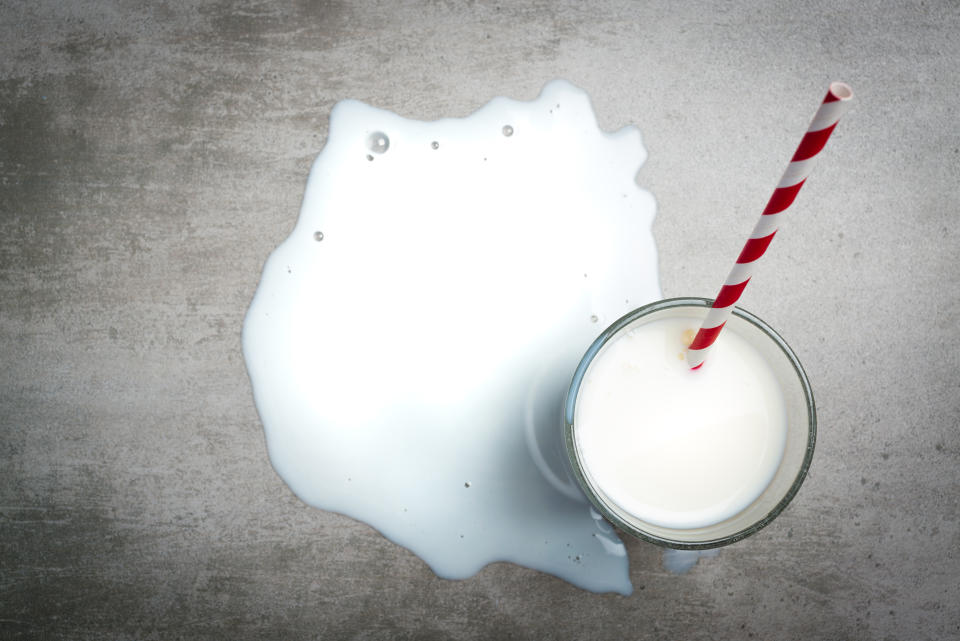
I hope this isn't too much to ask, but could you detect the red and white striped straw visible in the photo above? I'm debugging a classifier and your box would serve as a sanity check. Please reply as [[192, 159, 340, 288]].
[[686, 81, 854, 370]]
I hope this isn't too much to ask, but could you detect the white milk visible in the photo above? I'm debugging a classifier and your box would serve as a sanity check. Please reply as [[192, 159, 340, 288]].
[[575, 317, 787, 529], [243, 80, 660, 595]]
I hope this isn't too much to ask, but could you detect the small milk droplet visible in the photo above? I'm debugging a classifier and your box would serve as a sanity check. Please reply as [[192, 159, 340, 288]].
[[662, 549, 702, 574], [366, 154, 374, 161], [502, 125, 514, 137], [590, 315, 599, 323], [431, 141, 439, 150], [313, 231, 324, 242], [367, 131, 390, 154]]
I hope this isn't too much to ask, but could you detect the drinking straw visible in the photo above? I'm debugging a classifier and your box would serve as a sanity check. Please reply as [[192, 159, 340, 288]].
[[686, 82, 854, 370]]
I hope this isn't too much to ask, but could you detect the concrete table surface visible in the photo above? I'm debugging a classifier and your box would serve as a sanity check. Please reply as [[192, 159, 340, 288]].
[[2, 1, 958, 639]]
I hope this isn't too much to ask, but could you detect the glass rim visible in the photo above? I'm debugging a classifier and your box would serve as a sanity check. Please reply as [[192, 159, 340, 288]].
[[563, 297, 817, 550]]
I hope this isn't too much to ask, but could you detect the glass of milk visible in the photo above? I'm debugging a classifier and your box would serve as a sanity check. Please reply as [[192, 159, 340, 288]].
[[564, 297, 815, 548]]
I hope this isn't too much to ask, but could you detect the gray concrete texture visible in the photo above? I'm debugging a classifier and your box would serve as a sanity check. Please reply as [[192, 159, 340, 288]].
[[1, 0, 958, 639]]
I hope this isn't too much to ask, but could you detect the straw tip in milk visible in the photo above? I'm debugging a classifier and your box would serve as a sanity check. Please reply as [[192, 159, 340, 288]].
[[830, 82, 854, 101]]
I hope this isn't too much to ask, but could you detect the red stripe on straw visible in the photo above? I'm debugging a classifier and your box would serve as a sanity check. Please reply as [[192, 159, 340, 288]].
[[714, 279, 750, 308], [792, 123, 837, 162], [736, 233, 776, 264], [686, 82, 853, 370], [762, 181, 806, 215], [688, 323, 724, 350]]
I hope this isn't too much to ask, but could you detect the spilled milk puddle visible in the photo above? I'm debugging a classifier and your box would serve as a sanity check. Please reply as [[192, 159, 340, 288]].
[[243, 80, 662, 594]]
